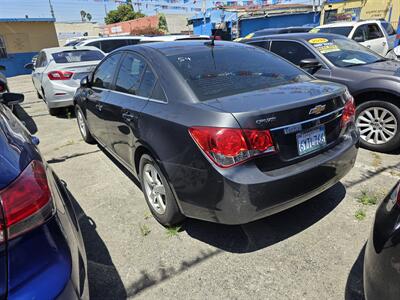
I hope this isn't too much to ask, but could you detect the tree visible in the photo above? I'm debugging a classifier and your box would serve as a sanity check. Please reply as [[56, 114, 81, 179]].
[[80, 10, 87, 22], [86, 13, 92, 22], [158, 14, 168, 33], [104, 4, 145, 25]]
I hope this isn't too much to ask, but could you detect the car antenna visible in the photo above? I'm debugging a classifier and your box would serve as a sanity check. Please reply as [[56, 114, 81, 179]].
[[205, 23, 222, 47]]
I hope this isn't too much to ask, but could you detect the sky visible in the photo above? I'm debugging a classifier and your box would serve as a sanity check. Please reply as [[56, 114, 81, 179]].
[[0, 0, 313, 23]]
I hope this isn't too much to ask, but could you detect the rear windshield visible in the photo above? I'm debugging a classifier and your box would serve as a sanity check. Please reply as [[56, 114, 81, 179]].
[[313, 26, 353, 37], [167, 45, 311, 101], [51, 50, 104, 63]]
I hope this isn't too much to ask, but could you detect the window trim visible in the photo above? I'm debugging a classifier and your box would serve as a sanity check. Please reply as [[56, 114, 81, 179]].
[[91, 51, 123, 90]]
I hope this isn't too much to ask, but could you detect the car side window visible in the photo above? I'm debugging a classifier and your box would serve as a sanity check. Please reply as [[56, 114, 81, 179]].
[[101, 40, 128, 53], [366, 24, 384, 40], [381, 22, 396, 36], [87, 41, 101, 50], [151, 81, 167, 102], [115, 53, 146, 95], [353, 25, 367, 42], [248, 41, 269, 50], [36, 52, 47, 68], [270, 41, 316, 66], [92, 52, 122, 89], [137, 66, 156, 98]]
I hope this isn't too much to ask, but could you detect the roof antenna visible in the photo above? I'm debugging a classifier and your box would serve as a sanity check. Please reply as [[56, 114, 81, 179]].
[[206, 22, 222, 47]]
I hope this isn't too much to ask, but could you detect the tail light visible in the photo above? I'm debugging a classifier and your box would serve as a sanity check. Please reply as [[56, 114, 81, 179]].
[[48, 70, 74, 80], [189, 127, 276, 168], [341, 91, 356, 128], [0, 161, 54, 241]]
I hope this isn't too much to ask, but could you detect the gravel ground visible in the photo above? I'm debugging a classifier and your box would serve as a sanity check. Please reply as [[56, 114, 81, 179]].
[[8, 75, 400, 299]]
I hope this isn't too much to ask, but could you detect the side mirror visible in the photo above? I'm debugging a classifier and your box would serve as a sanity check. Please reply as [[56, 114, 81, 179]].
[[353, 36, 364, 43], [0, 93, 24, 106], [299, 58, 322, 73], [0, 65, 5, 71], [24, 63, 34, 70], [80, 75, 90, 87]]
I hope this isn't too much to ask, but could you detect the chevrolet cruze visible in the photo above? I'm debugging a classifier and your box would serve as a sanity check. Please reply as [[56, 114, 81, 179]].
[[74, 41, 359, 226]]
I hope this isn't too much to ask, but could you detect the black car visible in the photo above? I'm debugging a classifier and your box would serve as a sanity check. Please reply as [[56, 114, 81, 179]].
[[364, 181, 400, 300], [243, 33, 400, 152], [246, 26, 313, 39], [0, 92, 88, 298], [74, 41, 359, 226]]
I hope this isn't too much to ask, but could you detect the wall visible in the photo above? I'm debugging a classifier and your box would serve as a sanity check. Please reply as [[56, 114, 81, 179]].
[[164, 14, 192, 34], [239, 12, 320, 37], [55, 22, 103, 46], [103, 16, 159, 36], [192, 18, 212, 35], [0, 20, 58, 77]]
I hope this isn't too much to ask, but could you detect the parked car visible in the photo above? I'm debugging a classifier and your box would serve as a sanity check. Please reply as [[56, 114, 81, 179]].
[[386, 45, 400, 61], [140, 34, 210, 42], [0, 92, 88, 299], [75, 36, 144, 53], [25, 46, 105, 115], [74, 41, 358, 226], [244, 33, 400, 152], [243, 26, 313, 40], [312, 20, 396, 56], [364, 180, 400, 300]]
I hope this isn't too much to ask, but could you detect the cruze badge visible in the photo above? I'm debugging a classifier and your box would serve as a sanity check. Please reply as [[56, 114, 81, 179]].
[[309, 104, 326, 115]]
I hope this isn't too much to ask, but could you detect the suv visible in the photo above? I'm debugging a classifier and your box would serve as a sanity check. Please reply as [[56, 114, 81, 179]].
[[313, 20, 396, 56], [75, 36, 143, 53]]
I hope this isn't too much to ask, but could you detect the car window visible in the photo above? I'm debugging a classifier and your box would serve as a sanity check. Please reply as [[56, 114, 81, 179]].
[[36, 52, 47, 68], [352, 25, 367, 42], [115, 53, 146, 95], [127, 39, 141, 45], [308, 36, 383, 67], [270, 41, 316, 66], [137, 66, 156, 98], [381, 22, 396, 36], [167, 45, 312, 101], [92, 52, 123, 89], [101, 40, 128, 53], [366, 24, 384, 40], [51, 50, 104, 63], [314, 26, 353, 37], [86, 41, 101, 50], [151, 81, 167, 102]]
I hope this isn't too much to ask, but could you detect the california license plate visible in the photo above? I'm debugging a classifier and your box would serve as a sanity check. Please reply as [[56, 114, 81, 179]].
[[296, 125, 327, 156]]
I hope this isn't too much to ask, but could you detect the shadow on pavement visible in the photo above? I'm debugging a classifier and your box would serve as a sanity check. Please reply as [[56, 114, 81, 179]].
[[185, 182, 346, 253], [67, 187, 127, 299], [13, 104, 38, 134], [345, 244, 366, 300]]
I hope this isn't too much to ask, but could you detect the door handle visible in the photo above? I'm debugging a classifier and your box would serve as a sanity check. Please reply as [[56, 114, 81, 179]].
[[122, 111, 136, 122], [95, 103, 103, 111], [383, 41, 387, 46]]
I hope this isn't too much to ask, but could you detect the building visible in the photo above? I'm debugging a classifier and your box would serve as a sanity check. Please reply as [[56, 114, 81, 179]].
[[321, 0, 400, 28], [55, 22, 103, 46], [0, 18, 58, 77]]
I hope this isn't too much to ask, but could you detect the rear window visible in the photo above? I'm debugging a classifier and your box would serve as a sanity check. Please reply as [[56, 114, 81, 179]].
[[167, 44, 311, 101], [313, 26, 353, 37], [51, 50, 104, 63]]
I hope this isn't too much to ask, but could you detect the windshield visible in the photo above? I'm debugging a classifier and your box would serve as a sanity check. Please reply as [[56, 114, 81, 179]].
[[308, 37, 383, 67], [51, 50, 104, 64], [166, 45, 312, 101], [313, 26, 353, 37]]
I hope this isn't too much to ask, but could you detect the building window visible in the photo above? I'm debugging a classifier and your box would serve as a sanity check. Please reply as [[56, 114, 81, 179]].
[[0, 36, 7, 59]]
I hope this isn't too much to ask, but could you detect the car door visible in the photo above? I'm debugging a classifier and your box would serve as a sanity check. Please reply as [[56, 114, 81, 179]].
[[355, 23, 387, 55], [104, 52, 154, 167], [32, 52, 48, 94], [85, 52, 123, 144], [380, 21, 396, 51]]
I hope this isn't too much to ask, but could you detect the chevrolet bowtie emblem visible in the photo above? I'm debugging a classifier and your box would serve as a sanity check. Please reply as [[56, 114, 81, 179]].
[[309, 104, 326, 115]]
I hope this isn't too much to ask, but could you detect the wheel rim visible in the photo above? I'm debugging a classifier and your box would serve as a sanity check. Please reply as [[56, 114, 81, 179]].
[[142, 164, 167, 215], [77, 110, 87, 138], [356, 106, 398, 145]]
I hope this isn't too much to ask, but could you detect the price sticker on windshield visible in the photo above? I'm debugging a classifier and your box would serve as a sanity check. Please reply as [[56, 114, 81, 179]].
[[310, 39, 341, 54]]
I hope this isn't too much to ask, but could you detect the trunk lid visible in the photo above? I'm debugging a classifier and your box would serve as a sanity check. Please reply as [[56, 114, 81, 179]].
[[52, 61, 100, 87], [203, 80, 347, 168]]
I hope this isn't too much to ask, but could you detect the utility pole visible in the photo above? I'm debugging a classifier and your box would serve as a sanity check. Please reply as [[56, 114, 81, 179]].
[[49, 0, 55, 19]]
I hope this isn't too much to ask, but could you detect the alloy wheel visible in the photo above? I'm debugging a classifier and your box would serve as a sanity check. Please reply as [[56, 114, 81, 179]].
[[143, 164, 167, 214], [77, 110, 87, 138], [356, 106, 398, 145]]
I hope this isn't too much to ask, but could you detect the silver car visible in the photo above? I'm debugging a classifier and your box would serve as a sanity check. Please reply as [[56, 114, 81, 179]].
[[26, 46, 104, 115]]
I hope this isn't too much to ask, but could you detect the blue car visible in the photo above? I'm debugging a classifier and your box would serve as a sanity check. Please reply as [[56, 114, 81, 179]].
[[0, 92, 88, 299]]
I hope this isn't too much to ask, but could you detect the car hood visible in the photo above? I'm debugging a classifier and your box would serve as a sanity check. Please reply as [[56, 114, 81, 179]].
[[347, 60, 400, 78]]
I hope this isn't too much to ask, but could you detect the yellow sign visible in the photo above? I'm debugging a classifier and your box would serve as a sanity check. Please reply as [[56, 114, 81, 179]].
[[244, 33, 254, 39], [308, 38, 329, 44]]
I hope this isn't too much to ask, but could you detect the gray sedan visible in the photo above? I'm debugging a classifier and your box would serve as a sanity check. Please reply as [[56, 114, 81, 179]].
[[244, 33, 400, 152]]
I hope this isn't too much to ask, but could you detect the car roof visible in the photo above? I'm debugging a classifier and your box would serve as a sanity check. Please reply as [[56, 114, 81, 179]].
[[317, 20, 383, 28], [41, 46, 104, 54], [140, 35, 209, 42], [246, 32, 347, 42], [79, 36, 144, 43]]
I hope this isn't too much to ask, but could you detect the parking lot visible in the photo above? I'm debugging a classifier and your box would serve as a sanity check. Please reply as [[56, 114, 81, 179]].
[[9, 74, 400, 299]]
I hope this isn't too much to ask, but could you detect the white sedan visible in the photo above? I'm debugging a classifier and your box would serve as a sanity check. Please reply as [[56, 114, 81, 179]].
[[26, 46, 105, 115]]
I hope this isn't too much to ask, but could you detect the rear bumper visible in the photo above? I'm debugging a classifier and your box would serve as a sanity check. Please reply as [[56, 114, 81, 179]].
[[44, 82, 77, 108], [175, 130, 358, 224]]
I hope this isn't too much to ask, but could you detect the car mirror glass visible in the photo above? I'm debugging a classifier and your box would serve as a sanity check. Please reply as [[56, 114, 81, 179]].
[[80, 76, 90, 87], [24, 63, 34, 70], [299, 58, 322, 74]]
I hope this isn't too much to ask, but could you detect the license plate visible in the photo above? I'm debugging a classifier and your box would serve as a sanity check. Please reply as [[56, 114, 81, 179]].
[[296, 125, 327, 156]]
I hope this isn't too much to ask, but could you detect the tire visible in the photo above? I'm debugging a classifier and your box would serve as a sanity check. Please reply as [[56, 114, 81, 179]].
[[356, 100, 400, 152], [48, 107, 59, 116], [139, 154, 185, 226], [75, 106, 95, 144]]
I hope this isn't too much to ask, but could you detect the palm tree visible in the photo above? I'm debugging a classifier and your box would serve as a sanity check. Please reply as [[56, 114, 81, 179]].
[[80, 10, 87, 22], [86, 13, 92, 22]]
